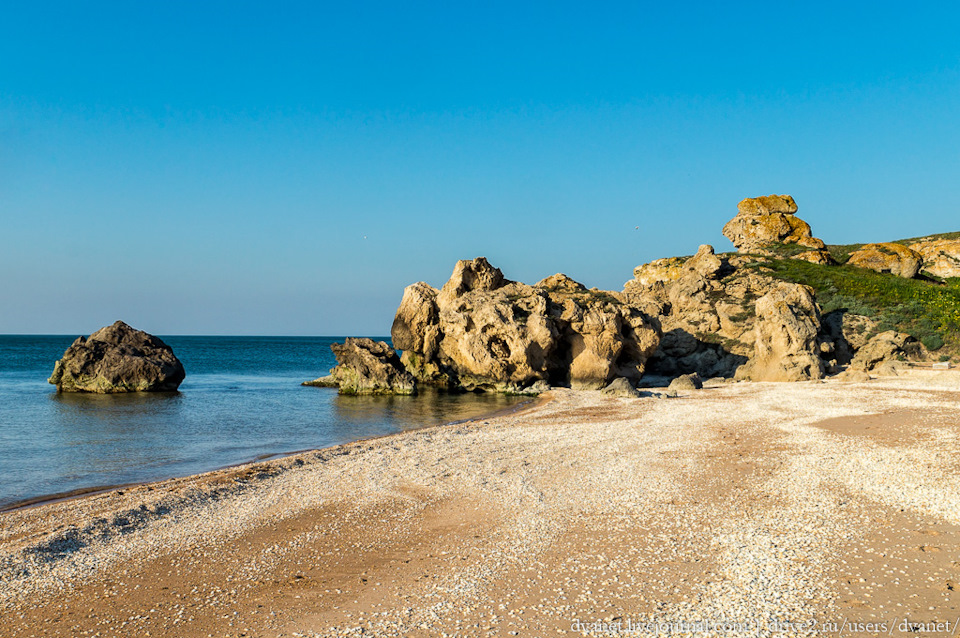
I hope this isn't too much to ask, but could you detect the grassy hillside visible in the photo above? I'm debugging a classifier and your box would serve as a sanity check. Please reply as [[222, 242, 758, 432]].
[[826, 231, 960, 265], [745, 234, 960, 355]]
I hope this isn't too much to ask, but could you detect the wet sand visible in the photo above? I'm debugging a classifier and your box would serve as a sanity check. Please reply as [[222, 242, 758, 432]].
[[2, 373, 960, 637]]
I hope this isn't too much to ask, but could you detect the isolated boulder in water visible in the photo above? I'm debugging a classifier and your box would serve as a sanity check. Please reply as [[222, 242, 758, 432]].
[[48, 321, 185, 393], [847, 243, 922, 279], [328, 338, 416, 395], [722, 195, 826, 252]]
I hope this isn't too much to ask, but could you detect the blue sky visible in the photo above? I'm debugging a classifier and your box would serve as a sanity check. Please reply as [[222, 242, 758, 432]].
[[2, 1, 958, 335]]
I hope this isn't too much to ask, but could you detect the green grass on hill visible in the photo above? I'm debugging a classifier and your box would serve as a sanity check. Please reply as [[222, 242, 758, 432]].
[[750, 257, 960, 353], [826, 231, 960, 264]]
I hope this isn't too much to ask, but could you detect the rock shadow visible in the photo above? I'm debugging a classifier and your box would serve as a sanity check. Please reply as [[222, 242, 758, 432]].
[[642, 328, 748, 383]]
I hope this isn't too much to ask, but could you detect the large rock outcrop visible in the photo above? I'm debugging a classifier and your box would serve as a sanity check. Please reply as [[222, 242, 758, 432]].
[[909, 239, 960, 279], [391, 258, 661, 391], [624, 245, 832, 382], [48, 321, 185, 393], [736, 283, 825, 382], [624, 245, 756, 378], [847, 243, 922, 279], [722, 195, 825, 253]]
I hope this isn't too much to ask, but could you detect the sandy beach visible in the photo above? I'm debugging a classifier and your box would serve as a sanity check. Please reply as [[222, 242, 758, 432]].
[[3, 374, 960, 637]]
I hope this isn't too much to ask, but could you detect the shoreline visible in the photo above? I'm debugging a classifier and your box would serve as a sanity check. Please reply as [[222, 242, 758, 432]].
[[0, 392, 544, 516], [2, 373, 959, 637]]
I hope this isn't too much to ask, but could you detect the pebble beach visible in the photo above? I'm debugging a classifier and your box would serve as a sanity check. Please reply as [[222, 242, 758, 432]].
[[2, 373, 960, 637]]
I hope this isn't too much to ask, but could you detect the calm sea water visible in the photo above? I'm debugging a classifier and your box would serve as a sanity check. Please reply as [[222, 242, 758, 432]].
[[0, 335, 526, 509]]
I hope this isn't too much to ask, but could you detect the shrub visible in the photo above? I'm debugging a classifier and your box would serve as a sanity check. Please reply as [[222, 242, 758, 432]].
[[922, 334, 945, 351]]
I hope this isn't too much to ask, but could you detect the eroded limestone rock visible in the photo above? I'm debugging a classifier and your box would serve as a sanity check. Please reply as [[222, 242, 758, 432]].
[[909, 239, 960, 279], [792, 250, 835, 265], [623, 246, 755, 379], [327, 338, 416, 395], [847, 243, 922, 279], [849, 331, 922, 372], [722, 194, 825, 253], [736, 283, 825, 382], [390, 258, 661, 392]]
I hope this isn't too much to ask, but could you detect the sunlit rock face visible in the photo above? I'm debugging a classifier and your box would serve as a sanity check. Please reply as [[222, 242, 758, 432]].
[[391, 257, 661, 392]]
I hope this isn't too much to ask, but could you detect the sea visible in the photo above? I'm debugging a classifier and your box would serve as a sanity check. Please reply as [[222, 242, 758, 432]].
[[0, 335, 527, 509]]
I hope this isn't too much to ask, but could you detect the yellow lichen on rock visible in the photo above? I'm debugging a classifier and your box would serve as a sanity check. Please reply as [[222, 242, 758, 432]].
[[722, 194, 825, 252], [847, 243, 922, 279], [792, 250, 835, 265], [908, 239, 960, 278]]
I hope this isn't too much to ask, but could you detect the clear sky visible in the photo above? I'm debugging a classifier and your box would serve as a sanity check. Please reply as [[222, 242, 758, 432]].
[[2, 1, 958, 335]]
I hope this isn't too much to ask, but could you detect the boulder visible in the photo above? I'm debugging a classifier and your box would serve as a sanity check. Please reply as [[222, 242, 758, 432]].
[[391, 282, 447, 385], [524, 380, 553, 395], [48, 321, 185, 393], [390, 258, 661, 392], [686, 244, 724, 278], [847, 243, 922, 279], [737, 283, 825, 382], [722, 194, 825, 252], [849, 331, 922, 372], [837, 369, 872, 383], [625, 257, 687, 290], [792, 250, 835, 265], [535, 273, 587, 293], [909, 239, 960, 279], [601, 377, 641, 398], [327, 338, 417, 395], [873, 360, 906, 377], [668, 373, 703, 391]]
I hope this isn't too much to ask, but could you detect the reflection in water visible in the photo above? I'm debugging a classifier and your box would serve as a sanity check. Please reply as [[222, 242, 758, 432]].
[[0, 335, 528, 508], [330, 388, 530, 432]]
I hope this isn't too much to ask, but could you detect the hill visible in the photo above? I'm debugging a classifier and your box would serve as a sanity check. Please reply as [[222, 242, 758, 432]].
[[751, 234, 960, 357]]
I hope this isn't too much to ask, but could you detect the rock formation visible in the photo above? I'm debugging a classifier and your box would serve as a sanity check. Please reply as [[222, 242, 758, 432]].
[[629, 257, 687, 288], [324, 194, 951, 393], [668, 373, 703, 391], [792, 250, 835, 265], [390, 258, 661, 392], [321, 338, 416, 395], [623, 244, 834, 382], [820, 311, 878, 367], [601, 377, 641, 398], [909, 239, 960, 279], [736, 283, 825, 382], [625, 245, 755, 379], [847, 243, 922, 279], [722, 195, 825, 253], [48, 321, 185, 393], [849, 331, 922, 372]]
